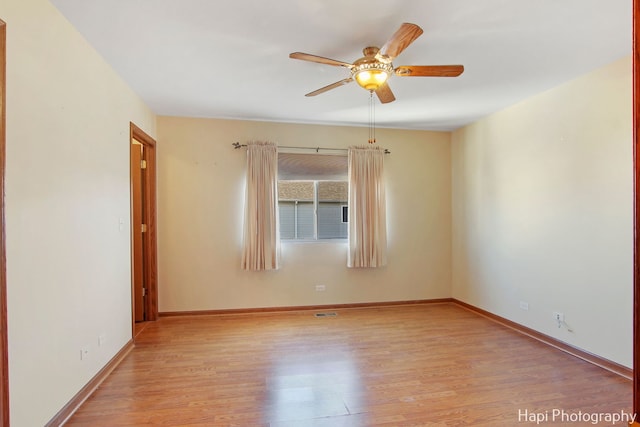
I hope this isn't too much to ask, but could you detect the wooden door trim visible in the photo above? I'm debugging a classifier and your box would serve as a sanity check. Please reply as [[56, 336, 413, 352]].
[[0, 19, 7, 427], [634, 0, 640, 420], [130, 123, 158, 334]]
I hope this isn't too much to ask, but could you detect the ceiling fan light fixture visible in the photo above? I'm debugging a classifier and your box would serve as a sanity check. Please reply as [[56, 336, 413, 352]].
[[290, 23, 463, 102], [352, 61, 393, 91]]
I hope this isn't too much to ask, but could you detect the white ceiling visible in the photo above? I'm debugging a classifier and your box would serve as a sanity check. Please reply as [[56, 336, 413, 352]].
[[50, 0, 631, 131]]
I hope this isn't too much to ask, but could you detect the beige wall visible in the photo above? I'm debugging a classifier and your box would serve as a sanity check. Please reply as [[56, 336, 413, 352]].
[[2, 0, 156, 425], [0, 1, 632, 423], [451, 56, 632, 367], [157, 117, 452, 311]]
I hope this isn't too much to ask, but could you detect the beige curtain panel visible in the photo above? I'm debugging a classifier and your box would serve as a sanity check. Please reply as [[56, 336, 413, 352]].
[[241, 141, 280, 270], [348, 145, 387, 268]]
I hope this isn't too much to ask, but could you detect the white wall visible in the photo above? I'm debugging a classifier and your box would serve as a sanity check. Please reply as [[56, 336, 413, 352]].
[[451, 56, 633, 368], [2, 0, 156, 425], [157, 117, 452, 311]]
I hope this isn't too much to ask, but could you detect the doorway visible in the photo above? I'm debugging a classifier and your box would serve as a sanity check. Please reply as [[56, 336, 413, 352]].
[[130, 123, 158, 340]]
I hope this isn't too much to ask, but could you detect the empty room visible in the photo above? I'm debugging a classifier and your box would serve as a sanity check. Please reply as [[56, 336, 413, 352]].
[[0, 0, 638, 426]]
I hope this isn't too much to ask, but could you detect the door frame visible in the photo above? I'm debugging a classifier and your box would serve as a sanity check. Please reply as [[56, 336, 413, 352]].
[[129, 122, 158, 337], [634, 0, 640, 420], [0, 19, 7, 427]]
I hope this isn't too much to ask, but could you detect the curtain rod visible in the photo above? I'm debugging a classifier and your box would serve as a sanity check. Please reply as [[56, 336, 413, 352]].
[[231, 142, 390, 154]]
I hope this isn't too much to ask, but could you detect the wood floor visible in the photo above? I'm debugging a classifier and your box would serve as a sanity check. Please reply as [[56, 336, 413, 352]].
[[66, 303, 632, 426]]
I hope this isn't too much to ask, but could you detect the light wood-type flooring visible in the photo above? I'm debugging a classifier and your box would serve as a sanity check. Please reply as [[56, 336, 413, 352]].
[[66, 303, 632, 426]]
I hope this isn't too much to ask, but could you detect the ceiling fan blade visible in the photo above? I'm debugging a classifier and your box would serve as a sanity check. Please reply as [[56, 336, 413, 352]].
[[289, 52, 353, 68], [375, 82, 395, 104], [395, 65, 464, 77], [305, 78, 353, 97], [377, 23, 423, 61]]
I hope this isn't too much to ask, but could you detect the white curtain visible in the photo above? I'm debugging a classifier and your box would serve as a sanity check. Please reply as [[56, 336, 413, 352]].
[[347, 145, 387, 268], [241, 141, 280, 270]]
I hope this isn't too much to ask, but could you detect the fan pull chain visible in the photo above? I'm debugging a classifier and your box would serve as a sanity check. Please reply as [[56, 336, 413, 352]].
[[368, 91, 376, 144]]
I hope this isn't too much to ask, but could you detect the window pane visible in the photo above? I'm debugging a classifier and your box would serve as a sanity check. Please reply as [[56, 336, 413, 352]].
[[278, 181, 314, 201], [296, 202, 315, 239], [278, 202, 295, 240], [278, 200, 316, 240], [317, 181, 348, 239], [318, 202, 347, 239], [317, 181, 348, 202]]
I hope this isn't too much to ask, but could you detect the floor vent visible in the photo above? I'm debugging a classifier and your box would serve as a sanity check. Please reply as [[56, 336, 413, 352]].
[[314, 312, 337, 317]]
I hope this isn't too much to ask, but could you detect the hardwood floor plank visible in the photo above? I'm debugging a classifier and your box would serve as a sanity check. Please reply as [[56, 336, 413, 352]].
[[65, 304, 631, 426]]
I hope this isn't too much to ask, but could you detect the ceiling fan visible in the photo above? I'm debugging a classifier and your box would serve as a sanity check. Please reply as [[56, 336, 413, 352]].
[[289, 23, 464, 104]]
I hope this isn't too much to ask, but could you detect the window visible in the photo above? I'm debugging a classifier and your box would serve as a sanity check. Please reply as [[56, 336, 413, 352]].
[[278, 152, 348, 241]]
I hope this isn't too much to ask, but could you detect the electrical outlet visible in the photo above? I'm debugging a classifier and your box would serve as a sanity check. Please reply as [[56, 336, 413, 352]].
[[98, 334, 107, 347], [315, 284, 326, 292], [519, 301, 529, 310], [553, 312, 574, 332]]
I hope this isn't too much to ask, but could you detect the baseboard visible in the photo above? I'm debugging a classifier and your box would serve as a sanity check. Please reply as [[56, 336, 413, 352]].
[[159, 298, 455, 317], [452, 299, 633, 380], [45, 339, 134, 427]]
